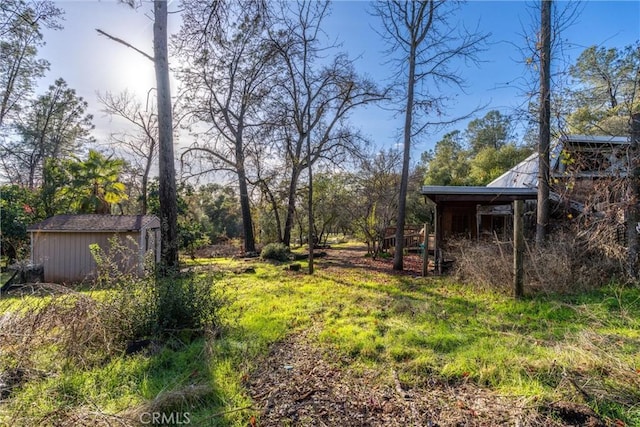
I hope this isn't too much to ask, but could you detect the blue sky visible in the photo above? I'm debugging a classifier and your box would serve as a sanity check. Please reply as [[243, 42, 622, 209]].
[[325, 1, 640, 153], [39, 0, 640, 159]]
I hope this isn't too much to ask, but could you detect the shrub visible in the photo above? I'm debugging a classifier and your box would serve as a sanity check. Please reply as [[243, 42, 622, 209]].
[[154, 272, 226, 336], [91, 239, 227, 343], [100, 271, 228, 344], [260, 243, 291, 262]]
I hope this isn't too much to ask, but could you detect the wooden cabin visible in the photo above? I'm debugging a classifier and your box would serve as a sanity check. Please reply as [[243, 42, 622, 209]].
[[422, 134, 629, 262]]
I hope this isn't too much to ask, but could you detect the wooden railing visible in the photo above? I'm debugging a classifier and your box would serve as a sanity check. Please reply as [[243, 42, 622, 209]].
[[382, 231, 435, 252]]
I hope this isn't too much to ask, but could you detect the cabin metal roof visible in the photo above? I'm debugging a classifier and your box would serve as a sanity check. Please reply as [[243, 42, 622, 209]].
[[562, 134, 629, 145], [27, 215, 161, 232], [487, 145, 561, 188]]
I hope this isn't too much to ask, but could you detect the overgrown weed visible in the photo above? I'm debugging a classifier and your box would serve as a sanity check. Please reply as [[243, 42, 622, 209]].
[[451, 231, 623, 294]]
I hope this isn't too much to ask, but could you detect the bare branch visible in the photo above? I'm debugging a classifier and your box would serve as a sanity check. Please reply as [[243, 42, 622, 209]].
[[95, 28, 154, 62]]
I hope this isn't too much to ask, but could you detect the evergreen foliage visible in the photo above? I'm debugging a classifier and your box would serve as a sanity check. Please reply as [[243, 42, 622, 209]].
[[260, 243, 291, 262]]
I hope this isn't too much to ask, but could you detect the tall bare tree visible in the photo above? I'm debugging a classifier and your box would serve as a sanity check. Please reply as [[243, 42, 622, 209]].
[[373, 0, 487, 270], [269, 0, 385, 266], [514, 1, 583, 244], [99, 0, 180, 270], [177, 1, 268, 254], [99, 90, 158, 214], [536, 0, 552, 245], [153, 0, 178, 270]]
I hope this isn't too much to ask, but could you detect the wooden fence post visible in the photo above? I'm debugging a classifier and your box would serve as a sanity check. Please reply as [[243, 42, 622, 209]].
[[513, 200, 524, 298]]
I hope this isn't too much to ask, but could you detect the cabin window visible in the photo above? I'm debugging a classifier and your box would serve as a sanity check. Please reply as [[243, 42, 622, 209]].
[[563, 145, 626, 176]]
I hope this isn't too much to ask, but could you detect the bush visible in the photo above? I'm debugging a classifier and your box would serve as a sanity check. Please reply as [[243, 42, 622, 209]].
[[100, 270, 228, 345], [260, 243, 291, 262], [154, 272, 225, 335], [91, 239, 226, 343]]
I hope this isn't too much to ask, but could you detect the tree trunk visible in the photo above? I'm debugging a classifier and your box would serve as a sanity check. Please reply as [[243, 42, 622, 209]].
[[536, 0, 551, 245], [236, 158, 256, 253], [261, 183, 283, 242], [140, 139, 155, 216], [154, 0, 179, 271], [282, 167, 301, 247], [393, 40, 417, 271], [307, 135, 314, 275], [234, 123, 256, 253]]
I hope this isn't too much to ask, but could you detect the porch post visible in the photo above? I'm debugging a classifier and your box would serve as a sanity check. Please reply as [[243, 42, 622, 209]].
[[434, 204, 440, 275], [476, 204, 481, 241]]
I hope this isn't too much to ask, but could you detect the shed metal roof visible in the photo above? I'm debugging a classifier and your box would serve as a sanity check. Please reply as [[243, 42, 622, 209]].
[[421, 185, 538, 203], [28, 215, 160, 232]]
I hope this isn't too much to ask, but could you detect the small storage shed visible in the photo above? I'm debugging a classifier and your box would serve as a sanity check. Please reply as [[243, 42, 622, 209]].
[[421, 186, 538, 253], [28, 215, 161, 283]]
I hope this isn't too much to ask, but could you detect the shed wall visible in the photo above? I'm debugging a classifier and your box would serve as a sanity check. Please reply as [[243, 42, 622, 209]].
[[440, 202, 477, 240], [31, 231, 141, 283]]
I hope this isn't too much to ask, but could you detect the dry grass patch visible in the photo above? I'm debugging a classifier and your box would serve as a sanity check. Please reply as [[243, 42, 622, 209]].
[[451, 232, 622, 294], [121, 384, 214, 425], [0, 286, 118, 372]]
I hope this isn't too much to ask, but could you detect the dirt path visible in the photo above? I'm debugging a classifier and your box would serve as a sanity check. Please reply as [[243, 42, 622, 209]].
[[316, 245, 425, 275], [247, 329, 568, 426]]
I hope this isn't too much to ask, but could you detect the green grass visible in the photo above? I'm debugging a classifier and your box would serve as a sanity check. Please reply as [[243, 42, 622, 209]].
[[209, 262, 640, 425], [219, 264, 639, 425], [0, 271, 12, 285], [1, 256, 639, 426]]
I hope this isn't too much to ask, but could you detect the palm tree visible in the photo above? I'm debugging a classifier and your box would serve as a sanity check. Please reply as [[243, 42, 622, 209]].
[[66, 150, 128, 214]]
